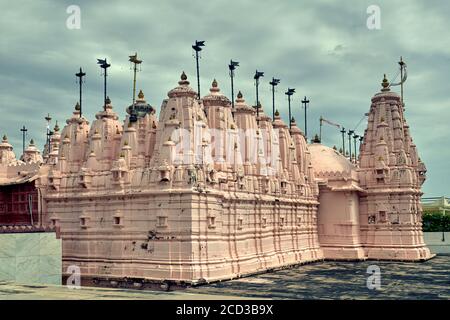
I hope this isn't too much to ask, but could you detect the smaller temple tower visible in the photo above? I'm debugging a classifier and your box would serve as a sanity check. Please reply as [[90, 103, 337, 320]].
[[358, 75, 432, 261]]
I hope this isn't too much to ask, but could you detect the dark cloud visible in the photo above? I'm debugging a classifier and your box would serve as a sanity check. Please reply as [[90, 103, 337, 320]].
[[0, 0, 448, 196]]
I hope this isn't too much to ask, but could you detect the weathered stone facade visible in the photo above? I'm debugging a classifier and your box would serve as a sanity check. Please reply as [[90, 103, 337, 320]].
[[0, 72, 432, 286]]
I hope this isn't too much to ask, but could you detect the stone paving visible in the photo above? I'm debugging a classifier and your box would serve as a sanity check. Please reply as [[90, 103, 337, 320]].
[[187, 255, 450, 300], [1, 255, 449, 300]]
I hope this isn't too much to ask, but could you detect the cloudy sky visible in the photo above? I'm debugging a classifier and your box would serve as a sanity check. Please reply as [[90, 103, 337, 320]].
[[0, 0, 449, 196]]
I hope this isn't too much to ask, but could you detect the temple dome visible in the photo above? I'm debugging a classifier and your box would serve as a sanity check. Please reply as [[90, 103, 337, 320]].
[[202, 79, 231, 107], [167, 72, 197, 98], [308, 143, 356, 175], [126, 89, 155, 120]]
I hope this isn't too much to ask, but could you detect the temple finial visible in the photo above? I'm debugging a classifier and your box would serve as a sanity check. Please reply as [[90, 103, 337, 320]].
[[381, 74, 390, 92], [181, 71, 187, 81], [312, 134, 321, 143], [237, 91, 243, 99], [212, 79, 218, 88], [54, 121, 60, 132], [138, 90, 144, 100]]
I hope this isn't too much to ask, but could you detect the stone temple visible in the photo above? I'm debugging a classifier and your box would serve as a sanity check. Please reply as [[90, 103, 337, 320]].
[[0, 71, 432, 287]]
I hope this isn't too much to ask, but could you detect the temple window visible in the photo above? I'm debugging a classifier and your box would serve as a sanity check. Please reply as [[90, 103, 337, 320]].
[[207, 216, 216, 228], [80, 217, 88, 228], [261, 217, 267, 227], [157, 216, 168, 228], [160, 170, 170, 182], [237, 218, 243, 229]]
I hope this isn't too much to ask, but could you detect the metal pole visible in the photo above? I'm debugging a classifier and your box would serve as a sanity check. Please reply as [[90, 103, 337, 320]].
[[288, 95, 291, 129], [97, 59, 110, 111], [319, 117, 323, 141], [196, 50, 200, 98], [301, 96, 310, 138], [254, 70, 264, 124], [192, 41, 205, 99], [256, 77, 259, 122], [272, 82, 275, 121], [76, 68, 86, 118], [79, 74, 82, 116], [285, 88, 295, 129], [269, 78, 280, 121], [399, 56, 404, 107], [340, 128, 346, 155], [348, 130, 354, 160], [304, 100, 307, 137], [45, 114, 51, 155], [353, 134, 359, 160], [229, 60, 239, 111], [230, 70, 234, 109], [133, 62, 137, 104], [104, 67, 107, 111], [20, 125, 27, 154]]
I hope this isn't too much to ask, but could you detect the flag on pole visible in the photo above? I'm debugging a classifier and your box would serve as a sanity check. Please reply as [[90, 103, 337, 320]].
[[320, 116, 341, 128]]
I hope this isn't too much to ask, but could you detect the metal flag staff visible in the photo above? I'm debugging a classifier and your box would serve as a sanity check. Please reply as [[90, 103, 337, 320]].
[[319, 116, 341, 142], [20, 125, 27, 154], [192, 40, 205, 99], [229, 60, 239, 109], [269, 78, 280, 121], [44, 113, 52, 155], [353, 133, 360, 160], [389, 56, 407, 107], [75, 67, 86, 118], [129, 52, 142, 105], [348, 129, 354, 161], [285, 88, 295, 129], [340, 127, 346, 155], [254, 70, 264, 124], [301, 96, 310, 138], [97, 58, 111, 111]]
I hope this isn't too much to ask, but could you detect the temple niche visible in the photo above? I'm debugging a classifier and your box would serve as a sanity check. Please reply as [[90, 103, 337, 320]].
[[0, 69, 433, 288]]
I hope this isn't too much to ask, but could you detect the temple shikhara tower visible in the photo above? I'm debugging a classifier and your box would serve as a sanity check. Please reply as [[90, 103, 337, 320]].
[[357, 75, 429, 260], [0, 64, 432, 287]]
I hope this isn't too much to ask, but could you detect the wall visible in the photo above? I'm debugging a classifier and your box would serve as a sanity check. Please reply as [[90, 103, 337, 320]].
[[0, 232, 61, 285], [317, 187, 365, 260]]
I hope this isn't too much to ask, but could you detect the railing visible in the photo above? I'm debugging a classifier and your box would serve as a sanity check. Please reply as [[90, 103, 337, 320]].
[[421, 196, 450, 208]]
